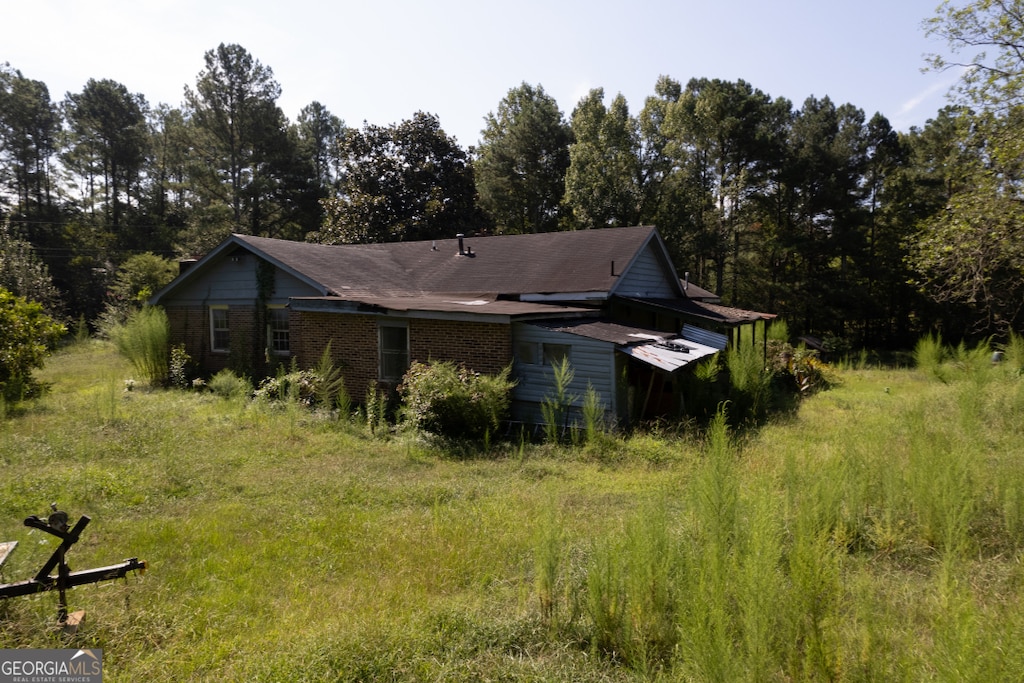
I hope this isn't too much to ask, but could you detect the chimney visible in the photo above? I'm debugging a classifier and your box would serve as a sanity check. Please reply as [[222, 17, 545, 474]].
[[457, 233, 465, 255]]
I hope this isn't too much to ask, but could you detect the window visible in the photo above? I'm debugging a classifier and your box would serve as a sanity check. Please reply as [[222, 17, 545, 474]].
[[267, 306, 289, 354], [516, 341, 539, 365], [542, 343, 571, 366], [378, 322, 409, 382], [210, 306, 229, 352]]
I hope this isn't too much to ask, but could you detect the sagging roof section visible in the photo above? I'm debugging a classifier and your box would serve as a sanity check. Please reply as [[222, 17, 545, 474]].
[[527, 318, 721, 374], [622, 338, 720, 373]]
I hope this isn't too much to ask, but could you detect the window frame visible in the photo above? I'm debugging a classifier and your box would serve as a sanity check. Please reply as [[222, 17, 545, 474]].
[[209, 305, 229, 353], [515, 341, 539, 365], [267, 305, 290, 356], [542, 343, 571, 367], [378, 321, 410, 383]]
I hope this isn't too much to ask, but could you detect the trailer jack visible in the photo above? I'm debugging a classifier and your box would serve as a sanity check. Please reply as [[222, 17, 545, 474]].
[[0, 505, 146, 629]]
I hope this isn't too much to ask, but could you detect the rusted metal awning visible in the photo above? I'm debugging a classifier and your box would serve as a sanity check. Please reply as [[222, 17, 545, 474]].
[[621, 336, 720, 373]]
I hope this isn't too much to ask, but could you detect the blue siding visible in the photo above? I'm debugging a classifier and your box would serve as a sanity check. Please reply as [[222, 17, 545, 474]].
[[614, 243, 679, 298], [169, 252, 321, 305], [510, 322, 618, 426]]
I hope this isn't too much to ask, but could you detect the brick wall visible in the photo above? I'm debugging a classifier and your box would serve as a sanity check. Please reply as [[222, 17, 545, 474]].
[[408, 318, 511, 376], [291, 311, 378, 398], [165, 304, 262, 376], [291, 312, 512, 398], [168, 306, 513, 394]]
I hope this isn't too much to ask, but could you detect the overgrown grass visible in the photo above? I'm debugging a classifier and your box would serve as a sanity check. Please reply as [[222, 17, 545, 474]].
[[1, 339, 1023, 681]]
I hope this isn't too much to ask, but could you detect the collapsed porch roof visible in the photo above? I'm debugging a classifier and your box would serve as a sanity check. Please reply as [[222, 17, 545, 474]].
[[527, 318, 720, 373]]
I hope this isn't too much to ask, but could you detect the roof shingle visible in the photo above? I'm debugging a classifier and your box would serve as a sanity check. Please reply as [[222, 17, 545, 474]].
[[234, 226, 659, 298]]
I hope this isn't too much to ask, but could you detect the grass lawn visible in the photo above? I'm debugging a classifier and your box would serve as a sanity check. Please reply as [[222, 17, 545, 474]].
[[1, 340, 1023, 681]]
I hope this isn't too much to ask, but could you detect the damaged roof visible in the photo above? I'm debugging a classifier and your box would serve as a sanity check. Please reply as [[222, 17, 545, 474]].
[[527, 318, 721, 373]]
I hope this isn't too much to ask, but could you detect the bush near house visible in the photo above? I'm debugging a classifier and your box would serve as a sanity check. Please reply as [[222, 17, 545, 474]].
[[399, 360, 515, 441]]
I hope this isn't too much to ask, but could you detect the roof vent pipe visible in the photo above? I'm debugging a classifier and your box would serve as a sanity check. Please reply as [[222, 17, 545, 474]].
[[457, 233, 465, 255], [684, 271, 689, 292]]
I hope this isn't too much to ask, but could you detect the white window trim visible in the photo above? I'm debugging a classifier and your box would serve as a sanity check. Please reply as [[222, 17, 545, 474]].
[[210, 305, 229, 353], [267, 305, 290, 356]]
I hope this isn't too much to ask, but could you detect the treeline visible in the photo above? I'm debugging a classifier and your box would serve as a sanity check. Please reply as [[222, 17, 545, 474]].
[[2, 2, 1022, 347]]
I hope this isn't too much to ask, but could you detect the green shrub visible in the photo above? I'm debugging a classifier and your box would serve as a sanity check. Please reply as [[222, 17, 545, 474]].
[[767, 340, 832, 395], [95, 253, 178, 336], [109, 305, 169, 386], [169, 344, 194, 389], [208, 369, 252, 399], [253, 365, 319, 406], [0, 286, 66, 401], [250, 349, 350, 415], [399, 360, 515, 442]]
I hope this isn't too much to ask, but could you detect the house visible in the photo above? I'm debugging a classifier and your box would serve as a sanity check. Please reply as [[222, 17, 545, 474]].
[[149, 226, 773, 426]]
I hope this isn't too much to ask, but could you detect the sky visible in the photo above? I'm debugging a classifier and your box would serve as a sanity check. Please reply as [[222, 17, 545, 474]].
[[6, 0, 961, 147]]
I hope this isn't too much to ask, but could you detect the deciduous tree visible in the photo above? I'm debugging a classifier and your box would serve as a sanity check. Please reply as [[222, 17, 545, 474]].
[[0, 220, 62, 314], [916, 0, 1024, 333], [0, 285, 65, 400], [314, 112, 484, 244]]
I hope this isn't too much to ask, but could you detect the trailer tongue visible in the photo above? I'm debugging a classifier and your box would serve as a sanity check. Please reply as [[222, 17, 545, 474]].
[[0, 505, 146, 626]]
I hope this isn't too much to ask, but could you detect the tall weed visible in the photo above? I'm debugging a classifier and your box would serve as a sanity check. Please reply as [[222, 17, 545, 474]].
[[585, 502, 677, 673], [109, 306, 169, 386], [950, 338, 993, 384], [1000, 331, 1024, 375], [767, 318, 790, 342], [676, 407, 741, 680], [534, 508, 563, 632], [312, 341, 349, 410], [726, 342, 772, 423], [541, 357, 576, 443], [733, 488, 786, 677], [914, 333, 946, 380]]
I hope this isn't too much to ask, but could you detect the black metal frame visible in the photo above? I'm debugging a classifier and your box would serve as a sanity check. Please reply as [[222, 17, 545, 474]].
[[0, 508, 146, 623]]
